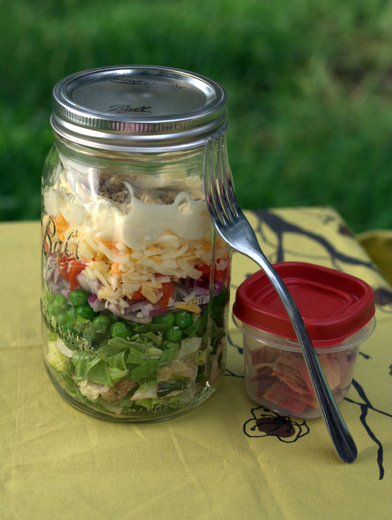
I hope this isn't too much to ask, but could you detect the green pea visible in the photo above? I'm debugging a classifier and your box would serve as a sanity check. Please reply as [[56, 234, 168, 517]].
[[164, 327, 183, 343], [110, 321, 131, 340], [69, 289, 89, 306], [66, 306, 78, 325], [51, 294, 70, 315], [76, 304, 97, 321], [45, 291, 56, 304], [93, 315, 111, 332], [152, 313, 175, 326], [93, 314, 111, 329], [56, 312, 67, 326], [174, 310, 193, 329]]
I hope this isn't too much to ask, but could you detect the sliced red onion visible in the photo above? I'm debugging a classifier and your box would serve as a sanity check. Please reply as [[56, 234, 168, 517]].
[[44, 256, 60, 283], [213, 281, 224, 295], [149, 307, 172, 318], [88, 294, 106, 312], [77, 271, 101, 295], [107, 302, 153, 324], [127, 300, 153, 314], [193, 284, 210, 296], [44, 257, 69, 295], [60, 288, 72, 301], [195, 275, 210, 290]]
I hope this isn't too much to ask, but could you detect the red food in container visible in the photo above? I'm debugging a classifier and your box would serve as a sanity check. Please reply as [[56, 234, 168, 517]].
[[233, 262, 376, 419]]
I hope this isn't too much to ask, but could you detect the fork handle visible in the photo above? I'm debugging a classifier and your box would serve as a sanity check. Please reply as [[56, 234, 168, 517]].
[[250, 248, 358, 463]]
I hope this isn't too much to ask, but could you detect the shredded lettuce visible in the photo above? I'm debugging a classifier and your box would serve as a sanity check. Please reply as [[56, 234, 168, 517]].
[[178, 337, 202, 358], [129, 360, 160, 381], [108, 367, 129, 384], [97, 346, 128, 370], [126, 347, 146, 365], [158, 346, 180, 366], [71, 351, 101, 380]]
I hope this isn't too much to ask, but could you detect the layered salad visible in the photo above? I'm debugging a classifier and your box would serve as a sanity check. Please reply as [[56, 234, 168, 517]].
[[41, 154, 230, 419]]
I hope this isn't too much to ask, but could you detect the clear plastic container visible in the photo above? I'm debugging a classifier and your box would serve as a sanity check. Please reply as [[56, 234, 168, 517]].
[[233, 262, 376, 419], [41, 66, 232, 421]]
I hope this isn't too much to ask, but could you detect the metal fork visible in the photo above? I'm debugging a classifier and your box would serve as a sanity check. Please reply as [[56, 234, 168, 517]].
[[204, 130, 357, 463]]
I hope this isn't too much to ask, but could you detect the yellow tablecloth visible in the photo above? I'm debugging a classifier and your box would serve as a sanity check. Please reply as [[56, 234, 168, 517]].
[[1, 207, 391, 520]]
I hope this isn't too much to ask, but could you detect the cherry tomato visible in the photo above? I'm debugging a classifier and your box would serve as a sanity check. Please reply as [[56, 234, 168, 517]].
[[130, 289, 145, 302], [214, 265, 229, 283], [158, 282, 175, 309], [196, 264, 210, 276], [196, 263, 229, 283], [58, 257, 87, 291]]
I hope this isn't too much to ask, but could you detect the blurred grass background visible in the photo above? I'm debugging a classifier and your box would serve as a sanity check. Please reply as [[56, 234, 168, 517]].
[[0, 0, 391, 232]]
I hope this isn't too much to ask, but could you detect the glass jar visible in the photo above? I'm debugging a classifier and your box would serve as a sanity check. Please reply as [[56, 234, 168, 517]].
[[41, 65, 232, 422]]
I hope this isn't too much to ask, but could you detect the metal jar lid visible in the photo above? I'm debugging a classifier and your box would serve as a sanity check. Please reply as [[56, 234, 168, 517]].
[[51, 65, 228, 152]]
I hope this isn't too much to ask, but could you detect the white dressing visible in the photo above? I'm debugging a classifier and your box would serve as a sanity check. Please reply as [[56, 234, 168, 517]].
[[122, 188, 211, 251], [44, 163, 211, 249]]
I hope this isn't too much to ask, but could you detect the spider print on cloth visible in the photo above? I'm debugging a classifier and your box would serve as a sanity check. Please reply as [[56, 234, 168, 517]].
[[243, 407, 310, 443]]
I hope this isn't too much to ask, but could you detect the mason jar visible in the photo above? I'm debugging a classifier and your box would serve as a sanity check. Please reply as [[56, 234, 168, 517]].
[[41, 65, 232, 422]]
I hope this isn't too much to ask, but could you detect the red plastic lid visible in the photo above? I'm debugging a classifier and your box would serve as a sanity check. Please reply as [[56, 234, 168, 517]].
[[233, 262, 375, 347]]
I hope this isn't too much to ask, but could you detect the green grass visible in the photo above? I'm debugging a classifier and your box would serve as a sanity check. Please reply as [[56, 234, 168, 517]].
[[1, 0, 391, 232]]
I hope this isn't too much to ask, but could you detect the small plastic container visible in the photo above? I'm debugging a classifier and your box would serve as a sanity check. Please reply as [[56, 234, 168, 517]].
[[233, 262, 376, 419]]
